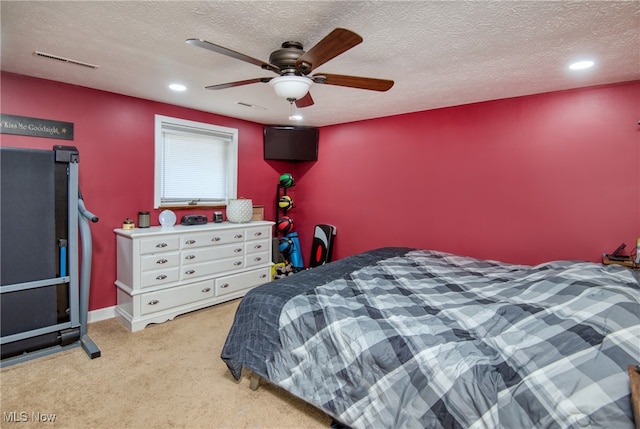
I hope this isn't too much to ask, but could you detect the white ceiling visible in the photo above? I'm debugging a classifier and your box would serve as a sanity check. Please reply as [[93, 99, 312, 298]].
[[1, 1, 639, 127]]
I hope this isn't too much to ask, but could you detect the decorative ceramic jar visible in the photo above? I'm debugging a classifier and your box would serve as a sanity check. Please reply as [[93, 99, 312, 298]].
[[226, 198, 253, 223]]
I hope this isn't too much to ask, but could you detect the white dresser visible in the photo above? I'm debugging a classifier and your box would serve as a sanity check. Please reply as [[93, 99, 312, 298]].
[[114, 221, 273, 331]]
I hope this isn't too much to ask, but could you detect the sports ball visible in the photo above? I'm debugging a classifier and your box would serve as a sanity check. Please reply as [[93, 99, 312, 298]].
[[278, 195, 293, 210], [278, 237, 294, 255], [276, 216, 294, 234], [279, 173, 294, 188]]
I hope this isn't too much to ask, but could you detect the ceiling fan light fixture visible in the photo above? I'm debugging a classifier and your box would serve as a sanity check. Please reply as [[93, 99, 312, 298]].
[[270, 75, 312, 100]]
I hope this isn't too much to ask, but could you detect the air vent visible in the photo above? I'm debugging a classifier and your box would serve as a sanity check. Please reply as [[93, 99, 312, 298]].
[[235, 101, 266, 110], [33, 51, 99, 69]]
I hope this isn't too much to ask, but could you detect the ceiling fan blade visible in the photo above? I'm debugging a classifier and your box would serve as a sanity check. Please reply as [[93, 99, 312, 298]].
[[295, 92, 314, 108], [313, 74, 394, 92], [295, 28, 363, 73], [205, 77, 273, 90], [186, 38, 280, 74]]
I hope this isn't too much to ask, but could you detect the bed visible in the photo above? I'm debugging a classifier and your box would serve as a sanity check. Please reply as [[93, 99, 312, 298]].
[[221, 247, 640, 428]]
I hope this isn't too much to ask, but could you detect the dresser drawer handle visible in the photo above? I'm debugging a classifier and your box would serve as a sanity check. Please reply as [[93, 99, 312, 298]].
[[156, 274, 167, 280], [260, 274, 267, 278], [185, 239, 196, 245], [156, 258, 168, 264], [185, 255, 195, 260], [235, 234, 243, 239], [156, 243, 168, 248], [234, 261, 242, 266], [220, 283, 229, 288], [202, 287, 212, 293], [185, 269, 196, 275], [212, 237, 221, 242], [254, 244, 262, 249], [254, 231, 263, 236], [254, 257, 262, 262], [234, 248, 242, 253], [148, 300, 159, 306]]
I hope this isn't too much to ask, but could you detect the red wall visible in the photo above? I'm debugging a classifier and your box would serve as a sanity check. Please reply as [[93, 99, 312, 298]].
[[1, 72, 286, 311], [292, 81, 640, 265], [2, 72, 638, 311]]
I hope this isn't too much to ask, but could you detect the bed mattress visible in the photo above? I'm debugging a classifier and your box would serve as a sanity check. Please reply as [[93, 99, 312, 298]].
[[222, 248, 640, 428]]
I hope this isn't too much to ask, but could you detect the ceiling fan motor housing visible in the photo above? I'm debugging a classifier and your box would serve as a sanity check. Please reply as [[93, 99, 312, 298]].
[[269, 41, 306, 74]]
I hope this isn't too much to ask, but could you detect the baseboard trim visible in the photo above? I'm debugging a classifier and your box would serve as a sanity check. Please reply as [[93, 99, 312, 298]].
[[88, 306, 116, 324]]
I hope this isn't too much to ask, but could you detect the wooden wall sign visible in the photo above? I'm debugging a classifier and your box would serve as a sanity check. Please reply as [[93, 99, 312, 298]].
[[1, 114, 74, 140]]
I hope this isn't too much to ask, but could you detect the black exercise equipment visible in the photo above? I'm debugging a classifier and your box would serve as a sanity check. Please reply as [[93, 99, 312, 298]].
[[309, 224, 337, 268], [1, 145, 100, 366]]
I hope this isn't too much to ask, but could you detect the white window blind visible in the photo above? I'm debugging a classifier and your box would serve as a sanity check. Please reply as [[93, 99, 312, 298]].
[[154, 115, 238, 208]]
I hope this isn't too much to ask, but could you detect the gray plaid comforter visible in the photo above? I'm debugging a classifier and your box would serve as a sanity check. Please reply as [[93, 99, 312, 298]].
[[263, 249, 640, 428]]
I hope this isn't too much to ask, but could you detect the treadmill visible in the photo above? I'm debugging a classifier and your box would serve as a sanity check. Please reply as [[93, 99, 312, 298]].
[[1, 145, 100, 366]]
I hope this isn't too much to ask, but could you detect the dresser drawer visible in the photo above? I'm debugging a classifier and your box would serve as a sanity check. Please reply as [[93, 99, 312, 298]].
[[182, 243, 244, 265], [141, 267, 180, 288], [245, 251, 270, 268], [245, 239, 269, 254], [141, 252, 180, 272], [216, 267, 270, 297], [140, 236, 180, 254], [140, 280, 214, 315], [181, 257, 244, 281], [245, 225, 271, 241], [182, 229, 245, 249]]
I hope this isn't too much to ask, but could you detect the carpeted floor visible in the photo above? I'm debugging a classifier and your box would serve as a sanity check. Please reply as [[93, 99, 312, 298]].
[[0, 299, 332, 428]]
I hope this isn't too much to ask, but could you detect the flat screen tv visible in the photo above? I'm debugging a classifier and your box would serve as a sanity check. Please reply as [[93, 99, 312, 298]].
[[263, 126, 319, 162]]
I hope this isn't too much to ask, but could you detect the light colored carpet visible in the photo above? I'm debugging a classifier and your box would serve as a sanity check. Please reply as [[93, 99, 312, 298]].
[[0, 299, 332, 428]]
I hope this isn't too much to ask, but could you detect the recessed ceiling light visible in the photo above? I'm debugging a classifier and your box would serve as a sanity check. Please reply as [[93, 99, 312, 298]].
[[288, 102, 303, 121], [169, 83, 187, 91], [569, 60, 594, 70]]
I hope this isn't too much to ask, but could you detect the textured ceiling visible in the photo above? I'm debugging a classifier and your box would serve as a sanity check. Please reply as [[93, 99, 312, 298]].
[[1, 1, 639, 127]]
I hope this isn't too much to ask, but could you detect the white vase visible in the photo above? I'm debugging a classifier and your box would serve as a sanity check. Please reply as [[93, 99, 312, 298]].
[[226, 199, 253, 223]]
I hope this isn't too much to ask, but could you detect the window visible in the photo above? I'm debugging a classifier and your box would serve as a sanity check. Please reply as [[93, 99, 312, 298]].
[[154, 115, 238, 208]]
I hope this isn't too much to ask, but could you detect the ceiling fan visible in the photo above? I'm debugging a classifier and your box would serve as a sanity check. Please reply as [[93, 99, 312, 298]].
[[186, 28, 394, 109]]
